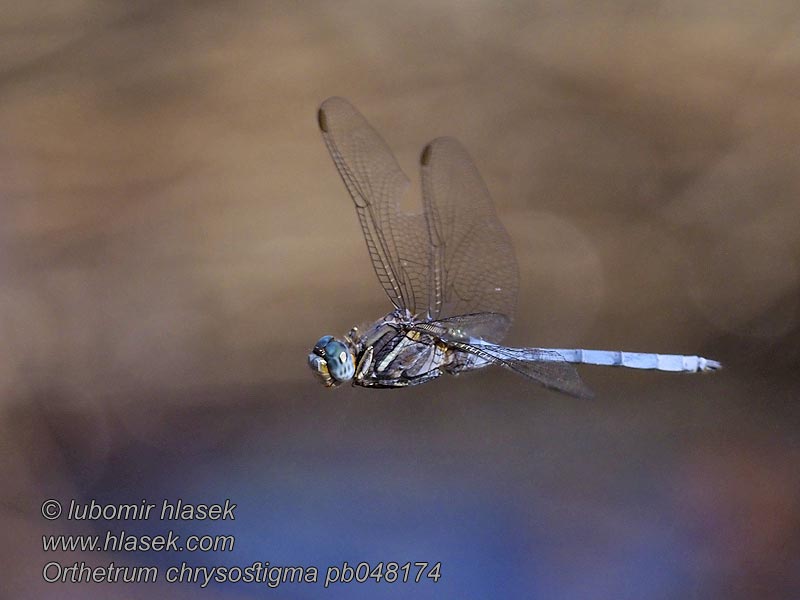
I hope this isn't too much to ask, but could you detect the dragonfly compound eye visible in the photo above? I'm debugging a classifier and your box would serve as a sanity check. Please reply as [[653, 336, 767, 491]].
[[322, 340, 355, 383], [313, 335, 334, 356]]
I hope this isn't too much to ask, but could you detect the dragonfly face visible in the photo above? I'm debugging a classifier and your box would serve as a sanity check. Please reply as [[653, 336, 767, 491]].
[[307, 335, 356, 387]]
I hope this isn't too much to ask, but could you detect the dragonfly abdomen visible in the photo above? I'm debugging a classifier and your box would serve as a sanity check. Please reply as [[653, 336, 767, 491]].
[[541, 349, 721, 372]]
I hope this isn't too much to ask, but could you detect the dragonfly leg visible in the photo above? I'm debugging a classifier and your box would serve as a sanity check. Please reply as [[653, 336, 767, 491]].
[[353, 369, 442, 388], [354, 346, 374, 383]]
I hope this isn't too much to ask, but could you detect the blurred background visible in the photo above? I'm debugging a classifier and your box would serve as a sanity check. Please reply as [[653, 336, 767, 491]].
[[2, 1, 799, 598]]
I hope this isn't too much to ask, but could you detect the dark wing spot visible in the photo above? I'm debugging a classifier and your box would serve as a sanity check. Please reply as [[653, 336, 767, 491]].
[[317, 107, 328, 132], [420, 143, 432, 166]]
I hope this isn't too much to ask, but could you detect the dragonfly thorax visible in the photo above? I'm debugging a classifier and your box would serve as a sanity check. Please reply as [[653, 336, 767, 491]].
[[307, 335, 356, 387]]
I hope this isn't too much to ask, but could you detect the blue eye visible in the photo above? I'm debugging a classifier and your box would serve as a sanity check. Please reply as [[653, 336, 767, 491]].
[[308, 337, 355, 386], [314, 335, 334, 355], [323, 340, 354, 382]]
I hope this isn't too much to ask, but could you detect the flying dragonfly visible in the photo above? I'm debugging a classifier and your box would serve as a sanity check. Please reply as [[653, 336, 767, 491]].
[[307, 97, 720, 398]]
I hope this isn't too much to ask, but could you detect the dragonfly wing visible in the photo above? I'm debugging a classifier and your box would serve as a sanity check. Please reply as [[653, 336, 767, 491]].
[[447, 338, 594, 399], [420, 137, 519, 340], [414, 312, 512, 343], [318, 97, 430, 313]]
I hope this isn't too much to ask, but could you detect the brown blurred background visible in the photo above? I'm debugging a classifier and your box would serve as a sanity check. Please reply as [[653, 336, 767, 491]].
[[2, 1, 798, 598]]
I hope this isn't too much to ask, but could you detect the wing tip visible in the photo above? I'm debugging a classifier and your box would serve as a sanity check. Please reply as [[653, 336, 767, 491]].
[[317, 106, 328, 132], [317, 96, 353, 133], [420, 137, 472, 167], [420, 143, 432, 166]]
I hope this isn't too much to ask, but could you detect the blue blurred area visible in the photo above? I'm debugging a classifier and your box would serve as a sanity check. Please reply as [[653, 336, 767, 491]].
[[57, 375, 797, 600]]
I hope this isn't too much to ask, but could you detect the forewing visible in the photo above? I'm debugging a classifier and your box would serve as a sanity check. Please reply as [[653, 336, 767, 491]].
[[421, 137, 519, 340], [318, 97, 430, 313]]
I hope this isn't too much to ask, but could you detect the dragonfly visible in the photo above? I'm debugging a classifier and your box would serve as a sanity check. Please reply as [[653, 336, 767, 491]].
[[307, 97, 721, 398]]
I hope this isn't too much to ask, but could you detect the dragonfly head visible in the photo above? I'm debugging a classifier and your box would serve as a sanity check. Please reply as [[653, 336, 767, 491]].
[[308, 335, 356, 387]]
